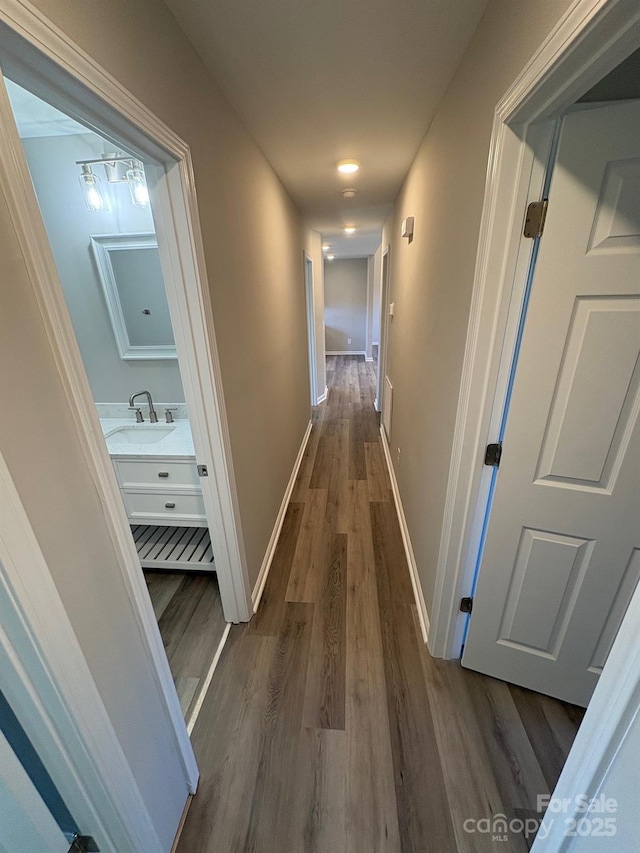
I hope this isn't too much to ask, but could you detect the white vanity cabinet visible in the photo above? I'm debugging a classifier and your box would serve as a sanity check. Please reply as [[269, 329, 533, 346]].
[[111, 455, 206, 526]]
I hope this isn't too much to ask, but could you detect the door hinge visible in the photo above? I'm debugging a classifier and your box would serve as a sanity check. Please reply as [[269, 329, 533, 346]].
[[460, 597, 473, 614], [68, 836, 99, 853], [523, 198, 548, 238], [484, 442, 502, 467], [197, 464, 209, 477]]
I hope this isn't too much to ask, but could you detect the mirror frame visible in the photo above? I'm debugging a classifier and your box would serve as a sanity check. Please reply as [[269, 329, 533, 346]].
[[90, 232, 177, 360]]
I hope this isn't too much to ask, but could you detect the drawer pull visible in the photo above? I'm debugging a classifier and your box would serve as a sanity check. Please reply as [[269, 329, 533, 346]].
[[165, 502, 176, 509], [158, 471, 169, 478]]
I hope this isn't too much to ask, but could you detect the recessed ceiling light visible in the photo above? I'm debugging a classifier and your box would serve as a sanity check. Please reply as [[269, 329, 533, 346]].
[[322, 243, 331, 251], [336, 160, 360, 175], [344, 226, 356, 235], [327, 254, 335, 260], [342, 188, 357, 199]]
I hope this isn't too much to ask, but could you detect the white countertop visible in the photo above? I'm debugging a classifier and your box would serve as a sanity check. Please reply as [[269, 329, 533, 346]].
[[100, 418, 196, 457]]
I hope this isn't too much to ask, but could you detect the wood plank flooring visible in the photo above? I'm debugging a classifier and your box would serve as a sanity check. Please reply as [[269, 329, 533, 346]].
[[145, 570, 226, 722], [178, 355, 584, 852]]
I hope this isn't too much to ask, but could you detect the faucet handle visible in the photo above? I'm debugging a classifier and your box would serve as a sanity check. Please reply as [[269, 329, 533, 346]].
[[164, 407, 178, 424], [128, 407, 144, 423]]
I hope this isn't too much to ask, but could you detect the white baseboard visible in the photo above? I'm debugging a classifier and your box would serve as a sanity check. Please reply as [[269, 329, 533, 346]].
[[326, 350, 367, 356], [379, 426, 430, 644], [316, 386, 328, 404], [252, 420, 313, 610]]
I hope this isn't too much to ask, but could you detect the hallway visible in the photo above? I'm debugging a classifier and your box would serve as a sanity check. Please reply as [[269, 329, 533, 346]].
[[178, 355, 583, 852]]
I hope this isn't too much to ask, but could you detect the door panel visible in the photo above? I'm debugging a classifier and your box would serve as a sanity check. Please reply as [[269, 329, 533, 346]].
[[462, 101, 640, 706], [535, 297, 640, 489], [498, 528, 594, 658]]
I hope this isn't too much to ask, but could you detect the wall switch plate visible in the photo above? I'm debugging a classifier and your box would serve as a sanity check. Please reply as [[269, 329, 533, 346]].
[[347, 338, 351, 344]]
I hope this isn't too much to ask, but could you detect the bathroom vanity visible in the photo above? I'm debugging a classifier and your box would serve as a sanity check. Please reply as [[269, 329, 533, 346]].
[[101, 417, 213, 570], [112, 457, 205, 526], [103, 418, 205, 526]]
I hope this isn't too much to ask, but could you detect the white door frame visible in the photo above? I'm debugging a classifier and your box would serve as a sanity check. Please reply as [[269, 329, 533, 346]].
[[365, 255, 374, 362], [303, 252, 319, 406], [0, 0, 253, 802], [375, 246, 391, 413], [428, 0, 640, 661], [0, 451, 165, 852]]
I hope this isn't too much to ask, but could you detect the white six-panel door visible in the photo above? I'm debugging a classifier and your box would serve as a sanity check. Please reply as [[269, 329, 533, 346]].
[[462, 101, 640, 706]]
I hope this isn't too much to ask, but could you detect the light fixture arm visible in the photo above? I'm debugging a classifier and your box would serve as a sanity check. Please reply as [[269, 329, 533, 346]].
[[75, 153, 143, 181], [76, 153, 149, 209]]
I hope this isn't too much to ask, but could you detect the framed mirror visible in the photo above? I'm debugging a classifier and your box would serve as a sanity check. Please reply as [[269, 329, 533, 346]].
[[90, 233, 177, 360]]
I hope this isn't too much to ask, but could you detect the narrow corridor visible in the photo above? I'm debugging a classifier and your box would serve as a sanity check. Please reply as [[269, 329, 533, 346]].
[[178, 355, 583, 852]]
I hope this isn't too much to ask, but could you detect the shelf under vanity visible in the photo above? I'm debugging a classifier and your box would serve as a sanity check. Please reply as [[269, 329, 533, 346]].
[[131, 524, 214, 571]]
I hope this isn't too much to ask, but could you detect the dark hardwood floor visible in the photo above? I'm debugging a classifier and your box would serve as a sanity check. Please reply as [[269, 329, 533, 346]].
[[145, 569, 226, 725], [177, 355, 584, 852]]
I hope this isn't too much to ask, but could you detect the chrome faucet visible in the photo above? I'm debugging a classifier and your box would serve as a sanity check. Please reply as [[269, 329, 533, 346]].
[[128, 390, 158, 423]]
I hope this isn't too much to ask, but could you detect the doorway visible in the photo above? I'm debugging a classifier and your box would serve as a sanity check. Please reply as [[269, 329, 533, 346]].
[[3, 78, 229, 728], [462, 97, 640, 706], [0, 16, 251, 798], [304, 253, 319, 406], [376, 247, 391, 432], [426, 7, 640, 848]]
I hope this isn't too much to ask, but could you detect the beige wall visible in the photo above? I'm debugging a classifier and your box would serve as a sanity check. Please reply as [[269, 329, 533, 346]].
[[324, 257, 368, 352], [382, 0, 574, 616], [1, 0, 309, 848]]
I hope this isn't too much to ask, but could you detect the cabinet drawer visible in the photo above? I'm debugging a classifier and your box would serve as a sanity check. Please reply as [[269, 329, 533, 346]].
[[114, 459, 199, 489], [122, 491, 206, 524]]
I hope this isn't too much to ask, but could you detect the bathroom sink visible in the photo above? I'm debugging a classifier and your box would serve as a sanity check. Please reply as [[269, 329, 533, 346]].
[[106, 425, 176, 445]]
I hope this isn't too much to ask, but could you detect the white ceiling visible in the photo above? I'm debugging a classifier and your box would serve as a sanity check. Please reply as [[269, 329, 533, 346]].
[[4, 79, 90, 138], [162, 0, 489, 256]]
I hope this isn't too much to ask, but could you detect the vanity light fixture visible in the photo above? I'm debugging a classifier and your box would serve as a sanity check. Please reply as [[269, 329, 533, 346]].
[[336, 160, 360, 174], [344, 225, 356, 235], [78, 164, 108, 212], [76, 153, 149, 209]]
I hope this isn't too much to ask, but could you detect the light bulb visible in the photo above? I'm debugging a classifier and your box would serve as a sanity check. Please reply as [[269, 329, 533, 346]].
[[126, 161, 149, 208], [79, 165, 107, 212], [344, 226, 356, 235], [133, 182, 149, 206], [336, 160, 360, 174]]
